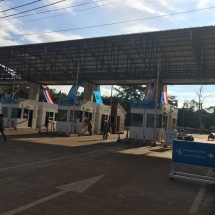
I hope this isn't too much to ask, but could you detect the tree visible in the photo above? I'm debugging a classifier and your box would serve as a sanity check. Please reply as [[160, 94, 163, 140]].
[[195, 85, 213, 133], [114, 85, 146, 102], [168, 95, 178, 106], [206, 106, 215, 114], [177, 99, 199, 128], [114, 85, 146, 126]]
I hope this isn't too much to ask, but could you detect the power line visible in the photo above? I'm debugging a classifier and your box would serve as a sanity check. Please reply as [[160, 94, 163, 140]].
[[0, 0, 66, 19], [0, 0, 122, 28], [1, 0, 107, 21], [2, 5, 215, 39], [0, 0, 42, 13]]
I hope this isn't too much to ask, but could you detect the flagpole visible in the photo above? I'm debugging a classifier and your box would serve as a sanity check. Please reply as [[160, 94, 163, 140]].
[[110, 85, 113, 107], [153, 65, 159, 146], [72, 63, 80, 133], [8, 74, 16, 127]]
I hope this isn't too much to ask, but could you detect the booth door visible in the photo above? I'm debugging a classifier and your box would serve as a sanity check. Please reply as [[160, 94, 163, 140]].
[[116, 116, 120, 132], [28, 110, 33, 127], [45, 112, 49, 127], [100, 114, 108, 132]]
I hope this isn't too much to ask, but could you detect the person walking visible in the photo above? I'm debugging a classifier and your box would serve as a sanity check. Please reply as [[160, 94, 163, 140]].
[[0, 114, 6, 142], [103, 121, 109, 140]]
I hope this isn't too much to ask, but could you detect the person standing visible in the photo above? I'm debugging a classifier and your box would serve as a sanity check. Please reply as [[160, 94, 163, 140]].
[[0, 114, 6, 142], [103, 121, 109, 140], [88, 120, 92, 136]]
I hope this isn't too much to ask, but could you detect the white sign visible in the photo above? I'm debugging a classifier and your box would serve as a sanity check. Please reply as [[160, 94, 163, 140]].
[[165, 130, 177, 145]]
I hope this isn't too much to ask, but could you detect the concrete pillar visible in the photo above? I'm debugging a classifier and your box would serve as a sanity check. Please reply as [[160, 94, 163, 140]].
[[0, 86, 4, 93], [82, 82, 97, 102], [28, 83, 40, 101]]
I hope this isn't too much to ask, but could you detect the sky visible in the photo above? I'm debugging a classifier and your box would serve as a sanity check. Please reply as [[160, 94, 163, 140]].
[[0, 0, 215, 108]]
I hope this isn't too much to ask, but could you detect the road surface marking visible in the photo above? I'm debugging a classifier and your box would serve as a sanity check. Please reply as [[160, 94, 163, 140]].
[[0, 147, 125, 171], [0, 175, 104, 215], [189, 168, 213, 214]]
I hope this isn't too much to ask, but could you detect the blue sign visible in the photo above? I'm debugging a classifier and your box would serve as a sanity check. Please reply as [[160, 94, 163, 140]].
[[172, 140, 215, 168], [0, 97, 18, 103], [131, 100, 160, 108], [58, 98, 80, 105]]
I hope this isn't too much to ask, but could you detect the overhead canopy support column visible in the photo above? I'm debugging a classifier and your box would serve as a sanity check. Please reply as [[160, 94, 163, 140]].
[[82, 82, 97, 102], [28, 83, 40, 101]]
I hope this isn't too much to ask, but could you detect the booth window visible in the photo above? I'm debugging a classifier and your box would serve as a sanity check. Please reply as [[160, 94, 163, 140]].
[[2, 107, 8, 117], [70, 110, 83, 122], [131, 113, 143, 127], [12, 108, 21, 118], [57, 110, 67, 122], [23, 109, 29, 119], [84, 111, 92, 121], [146, 114, 162, 128], [49, 112, 54, 120]]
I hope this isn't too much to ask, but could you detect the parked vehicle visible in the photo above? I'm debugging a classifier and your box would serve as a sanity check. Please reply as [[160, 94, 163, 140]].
[[208, 132, 215, 141], [177, 130, 194, 141]]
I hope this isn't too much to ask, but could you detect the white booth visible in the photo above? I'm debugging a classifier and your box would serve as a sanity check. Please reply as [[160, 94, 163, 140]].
[[36, 102, 58, 131], [1, 98, 39, 129], [56, 100, 111, 134], [130, 100, 178, 142]]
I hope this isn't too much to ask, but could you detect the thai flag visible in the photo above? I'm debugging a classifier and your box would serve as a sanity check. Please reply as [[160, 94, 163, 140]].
[[161, 85, 168, 104], [144, 82, 155, 100], [43, 87, 54, 104]]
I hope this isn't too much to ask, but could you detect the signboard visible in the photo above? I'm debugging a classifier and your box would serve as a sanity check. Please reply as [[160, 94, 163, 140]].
[[165, 131, 177, 145], [131, 100, 160, 108], [172, 140, 215, 168], [58, 99, 80, 105], [0, 97, 18, 103]]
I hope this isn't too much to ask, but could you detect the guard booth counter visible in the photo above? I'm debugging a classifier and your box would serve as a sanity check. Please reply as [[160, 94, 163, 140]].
[[129, 100, 178, 143]]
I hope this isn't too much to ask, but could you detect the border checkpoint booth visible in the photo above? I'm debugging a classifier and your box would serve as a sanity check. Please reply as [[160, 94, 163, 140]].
[[55, 82, 112, 135], [129, 100, 178, 143], [0, 98, 39, 129], [56, 100, 111, 135], [36, 102, 58, 132], [129, 82, 178, 144]]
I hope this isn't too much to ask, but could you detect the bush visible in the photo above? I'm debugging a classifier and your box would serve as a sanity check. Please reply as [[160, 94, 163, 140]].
[[202, 129, 210, 134], [209, 126, 215, 131]]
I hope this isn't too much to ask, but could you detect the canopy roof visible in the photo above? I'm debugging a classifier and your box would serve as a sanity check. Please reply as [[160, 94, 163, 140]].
[[0, 25, 215, 85]]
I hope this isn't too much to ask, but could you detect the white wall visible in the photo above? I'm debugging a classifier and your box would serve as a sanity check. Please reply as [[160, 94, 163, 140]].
[[37, 102, 58, 129], [130, 107, 162, 141]]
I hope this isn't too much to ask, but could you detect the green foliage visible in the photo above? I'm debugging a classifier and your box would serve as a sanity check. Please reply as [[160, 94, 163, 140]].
[[168, 95, 178, 106], [3, 85, 68, 103], [202, 129, 210, 134], [113, 85, 146, 126], [206, 106, 215, 113], [209, 126, 215, 131]]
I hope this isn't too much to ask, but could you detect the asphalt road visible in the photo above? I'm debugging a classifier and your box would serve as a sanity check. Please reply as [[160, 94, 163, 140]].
[[0, 130, 214, 215]]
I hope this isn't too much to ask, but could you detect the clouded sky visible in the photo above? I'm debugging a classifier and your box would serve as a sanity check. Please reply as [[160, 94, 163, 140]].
[[1, 0, 215, 108]]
